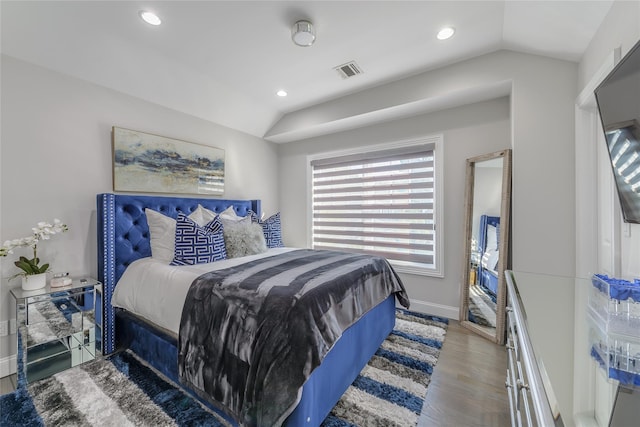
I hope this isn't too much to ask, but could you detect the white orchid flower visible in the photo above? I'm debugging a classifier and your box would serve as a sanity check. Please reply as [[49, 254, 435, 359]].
[[0, 218, 69, 278]]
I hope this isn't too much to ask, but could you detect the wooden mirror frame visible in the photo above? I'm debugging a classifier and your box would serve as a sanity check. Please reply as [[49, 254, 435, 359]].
[[459, 149, 512, 345]]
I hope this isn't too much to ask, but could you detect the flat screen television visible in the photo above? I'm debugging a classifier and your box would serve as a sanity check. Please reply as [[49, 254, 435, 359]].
[[595, 38, 640, 224]]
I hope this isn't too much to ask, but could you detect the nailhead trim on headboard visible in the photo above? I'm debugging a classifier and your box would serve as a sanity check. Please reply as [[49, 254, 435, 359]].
[[96, 193, 261, 355], [98, 194, 116, 354]]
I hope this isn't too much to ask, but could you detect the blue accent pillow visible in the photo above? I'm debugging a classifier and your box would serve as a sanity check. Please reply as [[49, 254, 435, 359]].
[[249, 210, 284, 248], [171, 213, 227, 266]]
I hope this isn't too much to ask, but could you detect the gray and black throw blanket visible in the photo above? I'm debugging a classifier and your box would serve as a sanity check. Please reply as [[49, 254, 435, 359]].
[[178, 249, 409, 427]]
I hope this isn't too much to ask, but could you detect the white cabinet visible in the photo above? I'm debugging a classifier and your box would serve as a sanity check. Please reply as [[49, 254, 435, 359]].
[[505, 271, 565, 426]]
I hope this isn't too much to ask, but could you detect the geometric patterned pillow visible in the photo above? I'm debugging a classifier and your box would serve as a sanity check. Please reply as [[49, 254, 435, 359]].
[[248, 210, 284, 248], [170, 213, 227, 266], [145, 207, 203, 263]]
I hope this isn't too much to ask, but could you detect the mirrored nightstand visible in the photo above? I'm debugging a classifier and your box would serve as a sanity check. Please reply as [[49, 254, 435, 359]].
[[10, 278, 103, 383]]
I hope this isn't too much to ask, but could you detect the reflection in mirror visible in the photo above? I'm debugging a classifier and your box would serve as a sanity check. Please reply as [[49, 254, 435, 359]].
[[459, 149, 512, 345]]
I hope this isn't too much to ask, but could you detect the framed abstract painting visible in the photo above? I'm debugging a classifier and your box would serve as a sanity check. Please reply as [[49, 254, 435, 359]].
[[112, 127, 225, 195]]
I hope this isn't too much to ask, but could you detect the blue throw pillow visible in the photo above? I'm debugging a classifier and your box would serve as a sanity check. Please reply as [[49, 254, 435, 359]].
[[249, 210, 284, 248], [171, 213, 227, 266]]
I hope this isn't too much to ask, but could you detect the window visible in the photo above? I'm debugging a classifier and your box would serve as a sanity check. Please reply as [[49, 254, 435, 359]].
[[308, 135, 443, 276]]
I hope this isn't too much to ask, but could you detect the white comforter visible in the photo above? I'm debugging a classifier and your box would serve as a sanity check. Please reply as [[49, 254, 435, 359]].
[[111, 247, 295, 335]]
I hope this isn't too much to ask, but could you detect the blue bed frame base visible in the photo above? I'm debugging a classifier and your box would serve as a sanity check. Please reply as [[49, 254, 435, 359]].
[[96, 193, 396, 427], [118, 295, 395, 426]]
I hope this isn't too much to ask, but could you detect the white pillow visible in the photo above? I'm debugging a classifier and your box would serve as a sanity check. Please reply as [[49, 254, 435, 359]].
[[145, 208, 204, 263], [486, 224, 498, 251], [481, 249, 500, 271], [219, 205, 246, 222], [191, 204, 217, 225], [219, 206, 252, 232]]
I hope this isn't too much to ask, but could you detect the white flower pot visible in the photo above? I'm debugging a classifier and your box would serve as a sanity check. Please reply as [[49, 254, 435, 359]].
[[21, 272, 47, 291]]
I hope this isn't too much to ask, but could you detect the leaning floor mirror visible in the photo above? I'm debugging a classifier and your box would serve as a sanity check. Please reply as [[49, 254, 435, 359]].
[[459, 149, 512, 345]]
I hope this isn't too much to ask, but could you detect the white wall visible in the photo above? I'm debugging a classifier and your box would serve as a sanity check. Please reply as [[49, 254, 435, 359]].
[[0, 55, 279, 361], [279, 98, 510, 315]]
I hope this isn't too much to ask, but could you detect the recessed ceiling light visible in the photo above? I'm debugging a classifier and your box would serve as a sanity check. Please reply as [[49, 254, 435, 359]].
[[437, 27, 455, 40], [139, 11, 162, 26], [276, 90, 288, 97]]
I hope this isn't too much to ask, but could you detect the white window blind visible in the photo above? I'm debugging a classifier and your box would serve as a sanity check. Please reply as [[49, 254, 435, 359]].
[[311, 145, 435, 268]]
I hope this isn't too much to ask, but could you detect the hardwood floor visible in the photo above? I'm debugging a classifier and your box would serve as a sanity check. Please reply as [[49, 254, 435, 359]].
[[1, 320, 510, 426], [0, 373, 17, 395], [420, 319, 510, 427]]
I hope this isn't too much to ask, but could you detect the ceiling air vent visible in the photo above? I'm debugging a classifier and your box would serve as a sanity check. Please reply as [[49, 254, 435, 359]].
[[334, 61, 363, 79]]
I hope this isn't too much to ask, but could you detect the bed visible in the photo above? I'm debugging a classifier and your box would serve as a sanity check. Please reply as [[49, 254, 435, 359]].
[[96, 193, 408, 427], [477, 214, 500, 298]]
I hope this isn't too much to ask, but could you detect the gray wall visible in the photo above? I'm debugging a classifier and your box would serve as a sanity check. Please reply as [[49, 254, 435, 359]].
[[279, 98, 511, 316], [472, 165, 503, 243], [0, 49, 580, 365], [579, 0, 640, 91], [0, 55, 279, 362], [579, 0, 640, 280], [279, 50, 578, 316]]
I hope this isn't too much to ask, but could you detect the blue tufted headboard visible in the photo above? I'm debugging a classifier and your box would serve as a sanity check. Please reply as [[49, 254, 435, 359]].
[[97, 193, 260, 355]]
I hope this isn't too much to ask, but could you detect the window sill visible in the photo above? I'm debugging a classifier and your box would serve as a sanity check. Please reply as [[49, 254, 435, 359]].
[[391, 262, 443, 278]]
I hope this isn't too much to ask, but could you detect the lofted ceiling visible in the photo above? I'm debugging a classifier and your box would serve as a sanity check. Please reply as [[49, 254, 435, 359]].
[[1, 1, 613, 141]]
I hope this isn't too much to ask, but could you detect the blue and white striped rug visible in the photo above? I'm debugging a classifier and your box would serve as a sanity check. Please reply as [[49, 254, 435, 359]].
[[0, 309, 447, 427], [322, 309, 448, 427]]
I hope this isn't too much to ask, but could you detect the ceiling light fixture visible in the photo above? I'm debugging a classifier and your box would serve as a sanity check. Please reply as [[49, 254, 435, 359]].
[[139, 11, 162, 26], [437, 26, 455, 40], [292, 20, 316, 47], [276, 90, 288, 97]]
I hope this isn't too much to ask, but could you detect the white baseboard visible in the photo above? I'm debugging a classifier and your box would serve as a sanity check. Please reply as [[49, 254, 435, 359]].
[[407, 298, 458, 319], [0, 354, 16, 378], [574, 413, 599, 427]]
